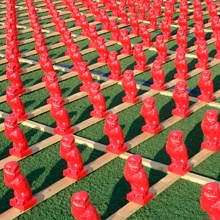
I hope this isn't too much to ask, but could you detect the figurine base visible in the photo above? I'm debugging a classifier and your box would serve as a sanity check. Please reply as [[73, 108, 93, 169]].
[[53, 127, 74, 136], [148, 25, 158, 30], [17, 114, 29, 122], [156, 56, 169, 63], [201, 142, 220, 152], [88, 43, 96, 48], [97, 57, 108, 63], [110, 36, 119, 42], [122, 96, 140, 104], [195, 63, 210, 69], [126, 191, 154, 206], [130, 30, 139, 35], [90, 110, 109, 118], [174, 73, 189, 80], [168, 164, 192, 176], [71, 66, 79, 72], [142, 125, 162, 134], [164, 36, 172, 41], [63, 168, 88, 180], [214, 53, 220, 59], [80, 86, 90, 93], [198, 95, 215, 103], [9, 147, 32, 158], [172, 109, 191, 118], [142, 42, 153, 47], [17, 68, 23, 74], [17, 88, 26, 95], [108, 75, 123, 81], [150, 84, 167, 91], [134, 65, 148, 71], [106, 145, 128, 155], [10, 197, 37, 211], [120, 49, 133, 55]]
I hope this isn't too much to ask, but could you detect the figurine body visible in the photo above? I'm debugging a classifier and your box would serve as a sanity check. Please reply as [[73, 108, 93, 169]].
[[38, 53, 54, 73], [104, 114, 128, 154], [201, 110, 220, 152], [88, 24, 98, 48], [69, 44, 83, 71], [166, 130, 191, 175], [155, 35, 169, 62], [109, 19, 120, 41], [4, 161, 37, 210], [107, 51, 122, 80], [139, 24, 152, 47], [124, 155, 153, 205], [119, 28, 133, 55], [96, 37, 109, 63], [160, 17, 172, 40], [141, 97, 162, 134], [176, 28, 188, 53], [195, 40, 210, 69], [133, 44, 148, 71], [60, 135, 87, 180], [148, 8, 157, 29], [130, 13, 139, 35]]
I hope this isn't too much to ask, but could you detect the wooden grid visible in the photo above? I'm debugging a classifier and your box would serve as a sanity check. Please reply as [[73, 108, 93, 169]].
[[0, 0, 220, 219]]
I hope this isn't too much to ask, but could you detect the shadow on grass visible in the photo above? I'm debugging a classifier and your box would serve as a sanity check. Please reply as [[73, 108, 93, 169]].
[[159, 98, 175, 122]]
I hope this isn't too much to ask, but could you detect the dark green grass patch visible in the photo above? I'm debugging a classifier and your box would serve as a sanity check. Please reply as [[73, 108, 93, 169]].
[[128, 179, 208, 220], [8, 158, 165, 219]]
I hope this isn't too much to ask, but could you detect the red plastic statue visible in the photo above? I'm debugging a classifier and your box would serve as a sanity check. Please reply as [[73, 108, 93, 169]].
[[6, 62, 25, 94], [68, 44, 83, 71], [100, 10, 110, 30], [176, 28, 188, 53], [109, 19, 120, 41], [88, 24, 98, 48], [211, 15, 220, 38], [104, 114, 128, 154], [60, 135, 87, 179], [194, 21, 205, 45], [4, 161, 37, 210], [155, 35, 169, 62], [174, 49, 189, 80], [124, 154, 153, 205], [160, 17, 172, 40], [6, 86, 28, 122], [193, 8, 203, 23], [118, 5, 129, 25], [201, 110, 220, 152], [172, 81, 190, 117], [77, 62, 94, 92], [35, 36, 48, 55], [200, 182, 220, 220], [195, 40, 210, 69], [137, 2, 146, 20], [38, 52, 54, 73], [128, 0, 135, 13], [148, 8, 158, 30], [119, 28, 133, 55], [107, 51, 122, 80], [178, 12, 188, 33], [198, 70, 214, 102], [166, 130, 191, 175], [88, 82, 109, 118], [141, 97, 162, 134], [164, 3, 174, 24], [215, 34, 220, 59], [79, 14, 89, 36], [96, 36, 109, 63], [50, 96, 74, 135], [4, 115, 31, 157], [71, 191, 101, 220], [139, 24, 152, 47], [122, 70, 139, 103], [150, 59, 166, 91], [133, 44, 148, 71], [130, 13, 139, 35]]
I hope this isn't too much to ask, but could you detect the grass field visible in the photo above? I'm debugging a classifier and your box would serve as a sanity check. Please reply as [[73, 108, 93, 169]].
[[0, 0, 220, 219]]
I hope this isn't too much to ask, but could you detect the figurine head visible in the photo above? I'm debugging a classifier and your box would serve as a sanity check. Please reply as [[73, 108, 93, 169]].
[[201, 182, 220, 203], [212, 15, 219, 23], [201, 70, 212, 81], [71, 191, 90, 210], [175, 81, 187, 93], [168, 130, 183, 147], [70, 44, 79, 52], [58, 20, 65, 27], [78, 62, 88, 72], [123, 70, 134, 81], [4, 161, 20, 179], [100, 9, 106, 15], [134, 44, 143, 53], [162, 17, 168, 25], [46, 71, 58, 82], [51, 96, 64, 110], [195, 21, 204, 29], [4, 115, 18, 131], [36, 35, 45, 45], [80, 14, 86, 21], [97, 36, 105, 45], [156, 35, 164, 43], [106, 114, 118, 128], [89, 24, 96, 32], [120, 28, 128, 36], [40, 52, 50, 61], [177, 27, 185, 36], [6, 44, 14, 54], [108, 51, 118, 60], [6, 85, 18, 97], [126, 154, 142, 172], [204, 110, 219, 125], [143, 97, 155, 110], [198, 40, 207, 49], [153, 59, 162, 70], [110, 18, 117, 26], [64, 30, 72, 38], [176, 48, 186, 59], [139, 23, 147, 31], [89, 82, 100, 95], [130, 13, 137, 20], [6, 62, 17, 74], [60, 135, 75, 151], [148, 7, 155, 14]]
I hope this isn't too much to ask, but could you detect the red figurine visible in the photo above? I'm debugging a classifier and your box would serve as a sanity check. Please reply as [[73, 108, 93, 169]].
[[195, 40, 210, 69], [194, 21, 205, 45], [198, 70, 214, 102], [104, 114, 128, 154], [177, 13, 188, 34], [211, 16, 220, 39], [160, 17, 172, 40], [174, 49, 189, 80], [100, 10, 110, 30], [193, 8, 203, 23], [137, 2, 146, 20], [155, 35, 169, 62], [166, 130, 191, 175], [130, 13, 139, 35], [38, 53, 54, 73], [150, 59, 166, 91], [118, 5, 129, 25], [35, 36, 48, 55], [107, 51, 122, 80], [88, 82, 109, 118], [172, 81, 190, 117], [77, 62, 94, 92], [3, 161, 37, 210], [60, 135, 87, 180], [71, 191, 101, 220], [124, 154, 153, 205], [139, 24, 152, 47], [61, 31, 75, 54], [6, 63, 25, 94], [119, 28, 133, 55], [96, 37, 109, 63], [141, 97, 162, 134], [176, 28, 188, 53], [122, 70, 139, 103], [164, 3, 174, 24], [148, 8, 158, 30], [152, 0, 162, 17], [68, 44, 83, 71], [4, 115, 32, 157], [128, 0, 135, 13], [79, 14, 89, 36], [88, 24, 98, 48], [50, 96, 74, 135], [201, 110, 220, 152], [109, 19, 120, 41], [6, 86, 28, 122], [45, 71, 62, 104], [215, 34, 220, 59], [200, 182, 220, 219], [133, 44, 148, 71]]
